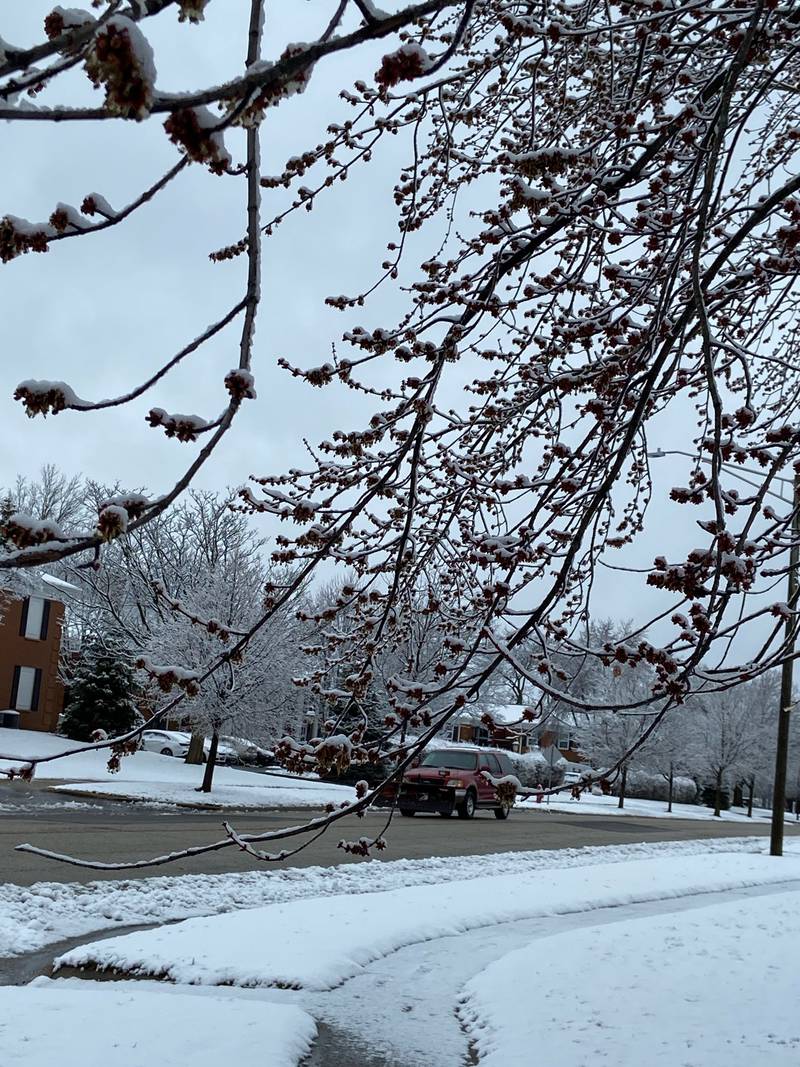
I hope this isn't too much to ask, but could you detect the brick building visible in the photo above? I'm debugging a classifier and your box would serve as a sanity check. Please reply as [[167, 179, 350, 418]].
[[0, 586, 66, 732]]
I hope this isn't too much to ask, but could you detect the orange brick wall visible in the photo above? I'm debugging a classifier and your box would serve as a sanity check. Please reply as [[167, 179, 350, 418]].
[[0, 592, 65, 732]]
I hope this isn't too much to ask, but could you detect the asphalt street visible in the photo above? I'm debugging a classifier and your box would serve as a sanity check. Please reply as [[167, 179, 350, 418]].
[[2, 780, 796, 886]]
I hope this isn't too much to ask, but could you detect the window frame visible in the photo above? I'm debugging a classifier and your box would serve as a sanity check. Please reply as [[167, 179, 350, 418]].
[[19, 596, 51, 641], [10, 666, 42, 712]]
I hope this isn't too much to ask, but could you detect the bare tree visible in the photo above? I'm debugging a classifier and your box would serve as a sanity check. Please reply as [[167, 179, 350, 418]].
[[578, 655, 657, 809], [63, 490, 306, 789], [2, 465, 84, 530], [3, 2, 800, 868], [687, 681, 774, 818], [642, 709, 693, 814]]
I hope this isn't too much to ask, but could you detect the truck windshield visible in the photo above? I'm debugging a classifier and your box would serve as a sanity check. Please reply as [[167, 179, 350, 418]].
[[420, 751, 478, 770]]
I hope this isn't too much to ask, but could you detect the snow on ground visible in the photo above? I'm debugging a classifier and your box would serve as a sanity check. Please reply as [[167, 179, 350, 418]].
[[51, 778, 356, 810], [0, 727, 354, 809], [296, 882, 800, 1067], [0, 837, 777, 959], [519, 790, 798, 823], [460, 889, 800, 1067], [0, 980, 315, 1067], [55, 851, 800, 989], [41, 883, 799, 1067]]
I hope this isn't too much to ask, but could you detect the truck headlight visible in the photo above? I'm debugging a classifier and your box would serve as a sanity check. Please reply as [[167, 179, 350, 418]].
[[446, 778, 465, 789]]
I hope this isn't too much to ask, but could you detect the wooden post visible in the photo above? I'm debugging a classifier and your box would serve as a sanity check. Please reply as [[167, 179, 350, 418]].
[[770, 473, 800, 856]]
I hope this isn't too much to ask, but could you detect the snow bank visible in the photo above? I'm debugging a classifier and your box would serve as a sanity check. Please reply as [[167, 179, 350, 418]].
[[0, 980, 315, 1067], [0, 728, 353, 807], [52, 778, 355, 810], [1, 837, 780, 959], [518, 790, 796, 823], [55, 852, 800, 990], [461, 890, 800, 1067]]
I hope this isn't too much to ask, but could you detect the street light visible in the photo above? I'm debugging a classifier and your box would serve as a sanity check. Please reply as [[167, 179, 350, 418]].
[[647, 447, 799, 856]]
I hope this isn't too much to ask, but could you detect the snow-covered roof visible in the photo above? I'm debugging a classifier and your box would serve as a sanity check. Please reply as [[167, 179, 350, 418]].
[[41, 573, 81, 595], [456, 703, 538, 727]]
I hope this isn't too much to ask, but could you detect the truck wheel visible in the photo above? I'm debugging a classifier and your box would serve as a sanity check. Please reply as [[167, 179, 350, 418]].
[[494, 802, 512, 820], [457, 790, 476, 819], [400, 809, 416, 817]]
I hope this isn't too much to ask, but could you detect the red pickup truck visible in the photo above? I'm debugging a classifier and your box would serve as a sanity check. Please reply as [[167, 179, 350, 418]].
[[375, 747, 515, 819]]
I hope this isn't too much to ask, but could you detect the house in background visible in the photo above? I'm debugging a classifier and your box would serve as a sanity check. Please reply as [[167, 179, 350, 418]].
[[449, 704, 537, 753], [448, 704, 585, 763], [0, 582, 67, 732], [531, 718, 583, 765]]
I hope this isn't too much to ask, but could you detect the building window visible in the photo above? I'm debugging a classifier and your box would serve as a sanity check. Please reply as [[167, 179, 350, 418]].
[[10, 666, 42, 712], [557, 730, 573, 750], [474, 725, 491, 747], [20, 596, 51, 641]]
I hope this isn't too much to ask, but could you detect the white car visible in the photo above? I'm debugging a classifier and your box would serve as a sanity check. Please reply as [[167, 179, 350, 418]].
[[140, 730, 191, 758]]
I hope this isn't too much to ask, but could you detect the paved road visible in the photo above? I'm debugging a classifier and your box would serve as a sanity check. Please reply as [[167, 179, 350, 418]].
[[2, 780, 796, 886]]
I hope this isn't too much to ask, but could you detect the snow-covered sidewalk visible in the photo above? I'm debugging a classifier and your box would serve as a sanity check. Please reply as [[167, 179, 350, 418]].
[[55, 850, 800, 989], [6, 840, 800, 1067], [0, 981, 315, 1067], [0, 837, 789, 960], [461, 889, 800, 1066]]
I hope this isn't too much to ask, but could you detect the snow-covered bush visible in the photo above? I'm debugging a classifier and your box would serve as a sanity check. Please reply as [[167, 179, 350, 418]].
[[611, 769, 697, 805], [506, 750, 564, 788], [59, 638, 140, 742]]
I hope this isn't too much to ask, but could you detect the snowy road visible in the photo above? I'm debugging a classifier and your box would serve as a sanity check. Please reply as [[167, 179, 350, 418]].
[[3, 781, 795, 886]]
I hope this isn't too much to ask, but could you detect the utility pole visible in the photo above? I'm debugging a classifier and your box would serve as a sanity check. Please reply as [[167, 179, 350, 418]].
[[770, 472, 800, 857], [647, 449, 798, 857]]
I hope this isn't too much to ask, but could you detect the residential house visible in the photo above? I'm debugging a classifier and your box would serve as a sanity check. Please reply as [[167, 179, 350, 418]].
[[449, 704, 538, 753], [532, 719, 583, 764], [0, 583, 67, 732]]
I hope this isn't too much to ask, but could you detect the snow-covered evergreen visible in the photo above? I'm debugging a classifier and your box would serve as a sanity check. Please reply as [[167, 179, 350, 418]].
[[59, 638, 140, 742]]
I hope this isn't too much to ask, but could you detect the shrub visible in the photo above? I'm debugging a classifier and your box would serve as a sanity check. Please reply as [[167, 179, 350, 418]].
[[506, 750, 565, 788], [701, 784, 731, 811], [611, 769, 697, 804]]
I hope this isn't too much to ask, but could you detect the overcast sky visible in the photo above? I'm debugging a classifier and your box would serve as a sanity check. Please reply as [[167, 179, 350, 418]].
[[1, 3, 776, 660]]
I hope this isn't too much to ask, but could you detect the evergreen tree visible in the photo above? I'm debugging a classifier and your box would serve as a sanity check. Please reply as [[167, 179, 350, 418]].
[[0, 494, 14, 552], [60, 639, 140, 742]]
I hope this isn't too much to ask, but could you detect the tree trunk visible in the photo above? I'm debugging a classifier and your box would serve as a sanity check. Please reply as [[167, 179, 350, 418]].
[[198, 730, 219, 793], [667, 763, 674, 813], [714, 769, 723, 817], [618, 765, 627, 810], [185, 729, 205, 765], [747, 776, 755, 819]]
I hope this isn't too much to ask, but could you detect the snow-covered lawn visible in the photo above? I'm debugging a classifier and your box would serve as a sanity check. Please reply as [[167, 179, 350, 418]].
[[50, 778, 356, 810], [0, 981, 315, 1067], [56, 850, 800, 989], [0, 727, 354, 809], [0, 837, 773, 960], [519, 790, 797, 823], [461, 889, 800, 1067], [6, 840, 800, 1067]]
